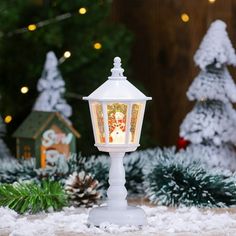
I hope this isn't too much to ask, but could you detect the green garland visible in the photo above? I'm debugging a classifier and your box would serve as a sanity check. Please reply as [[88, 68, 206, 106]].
[[0, 158, 37, 183], [0, 154, 79, 184], [144, 148, 236, 207], [0, 181, 67, 214], [2, 148, 236, 212], [0, 151, 148, 196]]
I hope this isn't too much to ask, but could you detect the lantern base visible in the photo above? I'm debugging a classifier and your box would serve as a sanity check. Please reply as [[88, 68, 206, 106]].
[[88, 206, 147, 226]]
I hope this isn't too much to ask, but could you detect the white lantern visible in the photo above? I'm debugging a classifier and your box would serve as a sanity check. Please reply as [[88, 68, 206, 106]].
[[83, 57, 152, 226]]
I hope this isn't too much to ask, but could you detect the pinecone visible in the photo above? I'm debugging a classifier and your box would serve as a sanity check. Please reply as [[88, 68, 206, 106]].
[[65, 171, 101, 207]]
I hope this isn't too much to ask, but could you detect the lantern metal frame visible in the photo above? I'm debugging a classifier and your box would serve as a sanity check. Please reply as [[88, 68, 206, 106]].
[[83, 57, 152, 226]]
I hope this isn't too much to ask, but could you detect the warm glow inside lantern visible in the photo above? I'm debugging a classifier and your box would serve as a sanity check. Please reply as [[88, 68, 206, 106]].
[[84, 57, 151, 226], [91, 102, 144, 145]]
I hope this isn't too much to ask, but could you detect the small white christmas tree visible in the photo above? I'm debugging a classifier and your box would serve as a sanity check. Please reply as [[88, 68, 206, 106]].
[[0, 116, 11, 159], [33, 51, 72, 119], [180, 20, 236, 170]]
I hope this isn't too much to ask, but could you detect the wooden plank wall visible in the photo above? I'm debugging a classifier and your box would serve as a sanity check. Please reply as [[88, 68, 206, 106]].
[[112, 0, 236, 147]]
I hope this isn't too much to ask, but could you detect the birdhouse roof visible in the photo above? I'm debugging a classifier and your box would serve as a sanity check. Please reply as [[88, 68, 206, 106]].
[[13, 111, 81, 139]]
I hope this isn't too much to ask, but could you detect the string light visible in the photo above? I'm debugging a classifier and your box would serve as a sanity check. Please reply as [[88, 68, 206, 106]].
[[181, 13, 190, 23], [27, 24, 37, 31], [78, 7, 87, 15], [21, 86, 29, 94], [4, 115, 12, 124], [5, 12, 72, 37], [208, 0, 216, 3], [63, 51, 71, 58], [93, 42, 102, 50]]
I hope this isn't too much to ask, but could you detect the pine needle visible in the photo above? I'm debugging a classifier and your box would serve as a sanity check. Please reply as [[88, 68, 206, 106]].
[[0, 181, 68, 214]]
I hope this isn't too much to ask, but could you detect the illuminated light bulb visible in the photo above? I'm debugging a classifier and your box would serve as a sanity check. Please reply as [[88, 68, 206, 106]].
[[181, 13, 190, 23], [27, 24, 37, 31], [93, 42, 102, 50], [79, 7, 87, 15], [21, 86, 29, 94], [4, 115, 12, 124], [64, 51, 71, 58], [208, 0, 216, 3]]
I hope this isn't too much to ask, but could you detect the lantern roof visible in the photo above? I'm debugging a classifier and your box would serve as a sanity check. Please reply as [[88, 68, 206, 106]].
[[83, 57, 152, 102]]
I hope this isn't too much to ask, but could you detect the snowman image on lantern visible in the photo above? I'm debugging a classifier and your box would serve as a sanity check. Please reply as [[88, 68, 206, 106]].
[[110, 111, 126, 143]]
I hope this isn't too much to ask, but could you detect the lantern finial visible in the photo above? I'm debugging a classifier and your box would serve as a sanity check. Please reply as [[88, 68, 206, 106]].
[[114, 56, 121, 67], [109, 57, 126, 80]]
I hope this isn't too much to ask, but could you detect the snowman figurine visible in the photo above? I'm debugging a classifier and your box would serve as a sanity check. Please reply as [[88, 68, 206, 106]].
[[110, 112, 126, 143]]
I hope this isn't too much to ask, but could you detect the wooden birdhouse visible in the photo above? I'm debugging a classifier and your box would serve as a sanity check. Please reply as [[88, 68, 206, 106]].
[[13, 111, 80, 168]]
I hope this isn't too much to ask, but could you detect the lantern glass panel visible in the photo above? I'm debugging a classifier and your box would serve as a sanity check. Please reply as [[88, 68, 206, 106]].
[[91, 102, 105, 144], [129, 103, 143, 144], [107, 103, 128, 144]]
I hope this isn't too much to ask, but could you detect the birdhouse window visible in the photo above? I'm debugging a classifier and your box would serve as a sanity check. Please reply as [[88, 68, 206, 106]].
[[23, 145, 31, 159]]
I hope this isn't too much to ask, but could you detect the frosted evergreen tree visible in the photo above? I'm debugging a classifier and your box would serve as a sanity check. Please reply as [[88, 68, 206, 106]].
[[0, 115, 11, 159], [180, 20, 236, 170], [33, 51, 72, 119]]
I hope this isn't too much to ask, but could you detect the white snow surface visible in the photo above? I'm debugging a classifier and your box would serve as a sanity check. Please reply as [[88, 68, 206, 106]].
[[180, 101, 236, 145], [194, 20, 236, 70], [187, 67, 236, 102], [1, 206, 236, 236], [33, 51, 72, 118]]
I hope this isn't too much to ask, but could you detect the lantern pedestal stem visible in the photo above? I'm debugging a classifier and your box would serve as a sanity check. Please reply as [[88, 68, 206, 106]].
[[88, 152, 147, 226], [107, 152, 127, 209]]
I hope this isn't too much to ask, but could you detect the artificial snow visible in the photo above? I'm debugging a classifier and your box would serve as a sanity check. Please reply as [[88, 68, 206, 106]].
[[194, 20, 236, 70], [180, 101, 236, 145], [1, 206, 236, 235], [187, 67, 236, 103], [185, 144, 236, 171]]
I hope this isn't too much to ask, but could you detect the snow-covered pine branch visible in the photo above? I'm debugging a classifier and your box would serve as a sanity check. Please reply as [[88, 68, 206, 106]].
[[180, 101, 236, 145]]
